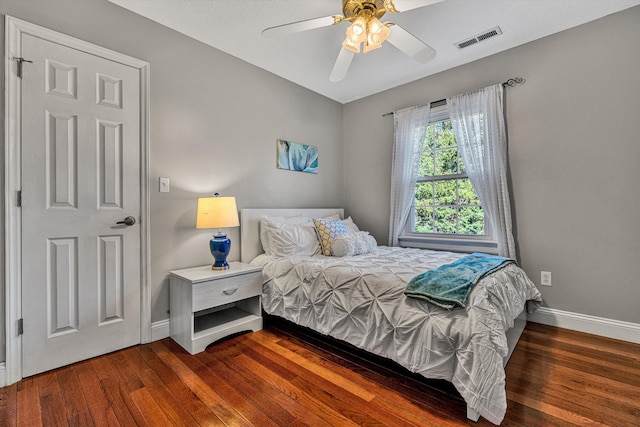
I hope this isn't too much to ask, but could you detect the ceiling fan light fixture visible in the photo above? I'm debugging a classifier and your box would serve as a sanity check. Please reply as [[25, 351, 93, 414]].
[[346, 16, 367, 40], [343, 13, 392, 55], [342, 36, 361, 53], [343, 15, 367, 53], [262, 0, 438, 83], [366, 17, 390, 46], [363, 40, 383, 54], [368, 16, 386, 35], [352, 16, 367, 35]]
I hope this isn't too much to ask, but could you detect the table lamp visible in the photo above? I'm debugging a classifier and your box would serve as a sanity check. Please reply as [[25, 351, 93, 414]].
[[196, 193, 239, 270]]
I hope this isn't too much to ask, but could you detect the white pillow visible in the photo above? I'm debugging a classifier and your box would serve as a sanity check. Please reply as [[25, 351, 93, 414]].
[[342, 216, 360, 233], [331, 231, 377, 257], [263, 221, 320, 258], [260, 215, 311, 256], [323, 213, 342, 221], [259, 213, 342, 256]]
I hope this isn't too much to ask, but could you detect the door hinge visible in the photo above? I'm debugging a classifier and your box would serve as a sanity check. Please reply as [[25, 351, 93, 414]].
[[12, 57, 33, 78], [17, 190, 22, 207], [18, 318, 23, 335]]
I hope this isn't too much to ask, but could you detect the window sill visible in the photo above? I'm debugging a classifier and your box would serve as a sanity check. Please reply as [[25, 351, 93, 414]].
[[398, 235, 498, 254]]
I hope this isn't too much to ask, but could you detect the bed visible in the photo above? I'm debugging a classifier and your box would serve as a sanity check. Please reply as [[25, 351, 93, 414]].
[[240, 208, 542, 425]]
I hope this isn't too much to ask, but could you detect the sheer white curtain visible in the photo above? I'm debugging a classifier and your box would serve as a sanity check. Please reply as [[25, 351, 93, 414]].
[[447, 84, 516, 259], [388, 105, 430, 246]]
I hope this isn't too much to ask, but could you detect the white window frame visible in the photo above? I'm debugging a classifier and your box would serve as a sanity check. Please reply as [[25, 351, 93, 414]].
[[399, 104, 497, 254]]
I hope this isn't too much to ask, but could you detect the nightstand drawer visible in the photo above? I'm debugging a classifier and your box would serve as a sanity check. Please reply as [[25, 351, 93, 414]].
[[192, 271, 262, 312]]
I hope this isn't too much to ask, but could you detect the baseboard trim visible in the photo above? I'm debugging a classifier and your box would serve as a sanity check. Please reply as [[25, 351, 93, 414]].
[[151, 319, 170, 342], [0, 363, 6, 387], [528, 307, 640, 344]]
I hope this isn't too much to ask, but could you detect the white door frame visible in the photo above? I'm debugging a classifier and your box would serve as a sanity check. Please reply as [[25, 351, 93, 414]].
[[4, 16, 151, 385]]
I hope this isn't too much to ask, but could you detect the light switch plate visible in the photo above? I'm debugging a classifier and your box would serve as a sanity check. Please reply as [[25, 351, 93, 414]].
[[159, 177, 170, 193]]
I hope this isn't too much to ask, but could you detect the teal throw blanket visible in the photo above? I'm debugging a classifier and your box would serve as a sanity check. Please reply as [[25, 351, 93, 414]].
[[405, 253, 515, 309]]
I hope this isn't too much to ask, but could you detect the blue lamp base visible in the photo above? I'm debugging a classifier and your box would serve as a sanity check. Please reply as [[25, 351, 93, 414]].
[[209, 232, 231, 270]]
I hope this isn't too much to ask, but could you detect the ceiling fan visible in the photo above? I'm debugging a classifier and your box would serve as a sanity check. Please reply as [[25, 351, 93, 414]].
[[262, 0, 442, 82]]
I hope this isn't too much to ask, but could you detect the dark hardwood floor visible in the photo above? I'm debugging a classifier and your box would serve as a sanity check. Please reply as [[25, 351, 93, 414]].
[[0, 321, 638, 426]]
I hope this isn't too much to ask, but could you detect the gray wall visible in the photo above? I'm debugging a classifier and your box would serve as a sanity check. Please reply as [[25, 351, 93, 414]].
[[0, 0, 344, 359], [343, 6, 640, 324]]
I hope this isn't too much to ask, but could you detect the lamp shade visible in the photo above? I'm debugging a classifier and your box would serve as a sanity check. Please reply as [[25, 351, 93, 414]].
[[196, 196, 239, 229]]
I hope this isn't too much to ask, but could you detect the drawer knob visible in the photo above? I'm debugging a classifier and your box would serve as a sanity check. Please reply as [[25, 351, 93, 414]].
[[222, 287, 239, 295]]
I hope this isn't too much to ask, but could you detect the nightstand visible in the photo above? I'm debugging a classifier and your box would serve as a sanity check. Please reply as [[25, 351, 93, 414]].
[[169, 262, 263, 354]]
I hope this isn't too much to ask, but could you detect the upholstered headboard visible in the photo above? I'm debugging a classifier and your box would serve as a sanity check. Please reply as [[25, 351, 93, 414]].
[[240, 208, 344, 263]]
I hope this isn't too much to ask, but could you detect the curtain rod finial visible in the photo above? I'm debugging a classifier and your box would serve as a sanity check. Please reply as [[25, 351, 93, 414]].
[[503, 77, 525, 87]]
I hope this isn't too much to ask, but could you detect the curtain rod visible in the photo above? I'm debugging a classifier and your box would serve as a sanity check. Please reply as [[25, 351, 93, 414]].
[[381, 77, 525, 117]]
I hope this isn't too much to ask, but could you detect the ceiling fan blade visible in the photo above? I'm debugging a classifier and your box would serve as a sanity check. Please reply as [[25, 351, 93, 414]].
[[263, 16, 339, 38], [329, 47, 355, 82], [388, 0, 445, 13], [386, 24, 436, 63]]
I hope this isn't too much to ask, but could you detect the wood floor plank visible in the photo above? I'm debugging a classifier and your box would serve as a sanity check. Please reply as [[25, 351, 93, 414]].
[[231, 351, 365, 426], [195, 345, 296, 426], [16, 385, 42, 426], [0, 384, 18, 427], [206, 343, 335, 427], [261, 326, 466, 426], [56, 366, 94, 427], [16, 376, 37, 392], [267, 321, 465, 415], [260, 337, 460, 426], [368, 395, 467, 427], [517, 332, 640, 384], [1, 322, 639, 426], [150, 340, 253, 427], [507, 352, 640, 410], [92, 352, 149, 426], [506, 355, 640, 426], [507, 389, 607, 427], [37, 371, 69, 427], [241, 333, 378, 404], [91, 355, 116, 382], [525, 323, 640, 361], [136, 344, 223, 426], [495, 399, 577, 427], [121, 346, 202, 427], [162, 338, 283, 427], [99, 375, 148, 426], [249, 329, 377, 402], [72, 360, 121, 427], [106, 350, 145, 393], [129, 387, 174, 427]]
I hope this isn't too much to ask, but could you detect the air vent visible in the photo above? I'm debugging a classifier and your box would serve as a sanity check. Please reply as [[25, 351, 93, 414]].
[[455, 26, 502, 49]]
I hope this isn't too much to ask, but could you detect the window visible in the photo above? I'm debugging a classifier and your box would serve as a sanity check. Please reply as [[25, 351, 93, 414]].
[[407, 106, 487, 238]]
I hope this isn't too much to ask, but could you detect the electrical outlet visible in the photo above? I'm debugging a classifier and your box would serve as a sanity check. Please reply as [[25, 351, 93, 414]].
[[540, 271, 552, 287], [159, 177, 170, 193]]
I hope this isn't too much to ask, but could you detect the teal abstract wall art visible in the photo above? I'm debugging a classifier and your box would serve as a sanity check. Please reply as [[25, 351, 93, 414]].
[[276, 139, 318, 174]]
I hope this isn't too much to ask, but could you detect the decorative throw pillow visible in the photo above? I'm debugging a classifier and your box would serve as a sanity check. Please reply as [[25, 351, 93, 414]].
[[331, 231, 378, 257], [313, 218, 347, 256], [342, 216, 360, 233]]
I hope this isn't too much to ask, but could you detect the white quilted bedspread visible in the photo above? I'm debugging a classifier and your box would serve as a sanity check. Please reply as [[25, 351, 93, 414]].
[[252, 247, 542, 425]]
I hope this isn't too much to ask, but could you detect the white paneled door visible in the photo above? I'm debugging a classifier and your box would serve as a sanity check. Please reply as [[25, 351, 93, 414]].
[[20, 33, 142, 377]]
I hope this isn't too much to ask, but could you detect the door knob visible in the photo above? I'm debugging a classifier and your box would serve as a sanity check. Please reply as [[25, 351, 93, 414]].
[[116, 216, 136, 226]]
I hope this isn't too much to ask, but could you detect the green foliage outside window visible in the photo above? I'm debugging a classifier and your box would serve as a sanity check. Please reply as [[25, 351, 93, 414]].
[[413, 120, 484, 235]]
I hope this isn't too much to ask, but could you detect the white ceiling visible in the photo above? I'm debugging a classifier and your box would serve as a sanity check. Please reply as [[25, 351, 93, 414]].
[[108, 0, 640, 104]]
